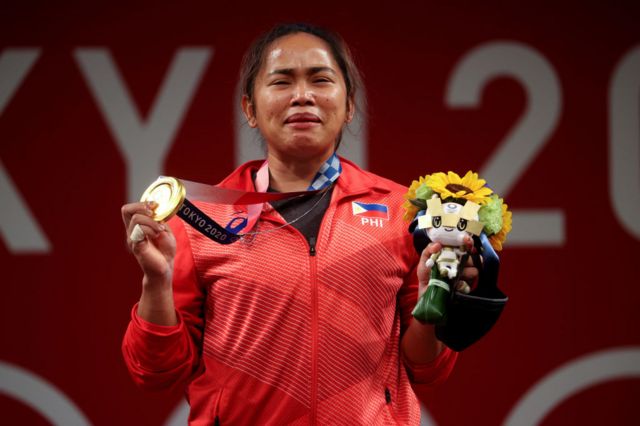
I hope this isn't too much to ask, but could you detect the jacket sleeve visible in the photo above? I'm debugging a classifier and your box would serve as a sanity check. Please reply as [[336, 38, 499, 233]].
[[121, 217, 206, 391], [397, 256, 458, 386]]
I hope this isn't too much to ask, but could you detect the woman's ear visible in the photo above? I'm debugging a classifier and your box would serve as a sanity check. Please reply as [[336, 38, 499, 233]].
[[345, 96, 355, 124], [241, 95, 258, 128]]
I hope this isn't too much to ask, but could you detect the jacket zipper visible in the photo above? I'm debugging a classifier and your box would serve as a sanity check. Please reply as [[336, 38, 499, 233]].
[[309, 240, 319, 425], [263, 188, 345, 424], [309, 236, 317, 256], [307, 189, 345, 425], [260, 211, 321, 424]]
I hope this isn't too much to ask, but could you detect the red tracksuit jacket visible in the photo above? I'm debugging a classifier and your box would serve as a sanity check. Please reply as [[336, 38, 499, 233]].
[[122, 158, 457, 425]]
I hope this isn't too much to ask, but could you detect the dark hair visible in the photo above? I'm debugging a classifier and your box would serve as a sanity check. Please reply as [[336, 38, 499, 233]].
[[240, 22, 362, 106]]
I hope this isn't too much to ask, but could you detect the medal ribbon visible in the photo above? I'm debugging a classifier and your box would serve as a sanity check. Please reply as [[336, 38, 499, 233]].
[[174, 153, 341, 244]]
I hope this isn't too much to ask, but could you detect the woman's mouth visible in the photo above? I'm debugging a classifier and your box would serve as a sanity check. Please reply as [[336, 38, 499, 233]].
[[284, 113, 321, 129]]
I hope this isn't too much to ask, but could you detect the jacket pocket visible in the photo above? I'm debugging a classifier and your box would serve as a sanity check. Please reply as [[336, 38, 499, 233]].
[[384, 386, 399, 423], [211, 388, 224, 425]]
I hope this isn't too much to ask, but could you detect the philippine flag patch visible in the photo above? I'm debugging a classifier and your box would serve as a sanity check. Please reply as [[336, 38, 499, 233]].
[[351, 201, 389, 220]]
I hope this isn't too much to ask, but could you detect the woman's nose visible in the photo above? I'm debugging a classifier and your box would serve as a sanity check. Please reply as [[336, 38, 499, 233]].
[[290, 83, 315, 106]]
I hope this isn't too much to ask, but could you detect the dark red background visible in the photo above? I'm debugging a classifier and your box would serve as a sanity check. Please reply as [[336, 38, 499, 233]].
[[1, 1, 639, 424]]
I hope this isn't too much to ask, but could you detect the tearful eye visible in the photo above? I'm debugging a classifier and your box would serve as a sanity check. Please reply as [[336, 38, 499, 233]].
[[457, 218, 467, 231], [432, 216, 442, 228]]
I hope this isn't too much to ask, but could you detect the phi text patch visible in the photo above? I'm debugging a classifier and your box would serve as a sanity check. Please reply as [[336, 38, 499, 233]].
[[352, 201, 389, 227]]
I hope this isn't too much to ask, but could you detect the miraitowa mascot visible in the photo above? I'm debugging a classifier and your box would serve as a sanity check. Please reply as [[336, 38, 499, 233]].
[[403, 171, 512, 351]]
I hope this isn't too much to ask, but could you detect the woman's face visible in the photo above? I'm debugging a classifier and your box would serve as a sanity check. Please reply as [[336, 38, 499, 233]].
[[243, 32, 354, 162]]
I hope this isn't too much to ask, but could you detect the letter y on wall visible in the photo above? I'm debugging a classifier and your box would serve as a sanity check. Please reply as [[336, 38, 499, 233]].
[[74, 47, 212, 202]]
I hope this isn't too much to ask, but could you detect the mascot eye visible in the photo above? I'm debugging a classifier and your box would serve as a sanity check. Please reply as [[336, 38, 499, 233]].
[[457, 218, 467, 231], [432, 216, 442, 228]]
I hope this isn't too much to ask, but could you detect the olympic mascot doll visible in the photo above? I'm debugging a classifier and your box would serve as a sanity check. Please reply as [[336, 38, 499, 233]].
[[403, 172, 512, 351]]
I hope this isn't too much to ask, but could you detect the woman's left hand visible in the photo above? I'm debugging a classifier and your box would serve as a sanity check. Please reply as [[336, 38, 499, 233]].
[[416, 236, 480, 297]]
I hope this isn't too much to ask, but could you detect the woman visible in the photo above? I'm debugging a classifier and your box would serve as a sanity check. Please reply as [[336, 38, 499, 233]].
[[121, 23, 471, 425]]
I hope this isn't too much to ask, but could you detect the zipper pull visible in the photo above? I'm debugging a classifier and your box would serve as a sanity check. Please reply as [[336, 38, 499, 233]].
[[309, 236, 317, 256]]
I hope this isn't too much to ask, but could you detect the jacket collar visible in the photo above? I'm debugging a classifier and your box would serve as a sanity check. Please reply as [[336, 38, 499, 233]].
[[217, 156, 392, 197]]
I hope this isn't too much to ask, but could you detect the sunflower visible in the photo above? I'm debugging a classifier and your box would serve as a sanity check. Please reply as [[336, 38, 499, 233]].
[[488, 201, 512, 251], [426, 171, 493, 205], [402, 175, 430, 221]]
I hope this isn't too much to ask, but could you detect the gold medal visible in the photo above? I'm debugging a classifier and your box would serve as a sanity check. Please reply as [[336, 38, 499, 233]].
[[140, 176, 186, 222]]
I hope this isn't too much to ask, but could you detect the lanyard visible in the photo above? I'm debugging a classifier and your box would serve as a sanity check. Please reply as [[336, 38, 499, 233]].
[[243, 153, 341, 234], [144, 154, 342, 244]]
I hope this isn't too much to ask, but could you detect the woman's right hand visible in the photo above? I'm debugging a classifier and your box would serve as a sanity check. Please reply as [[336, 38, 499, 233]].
[[121, 201, 177, 284]]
